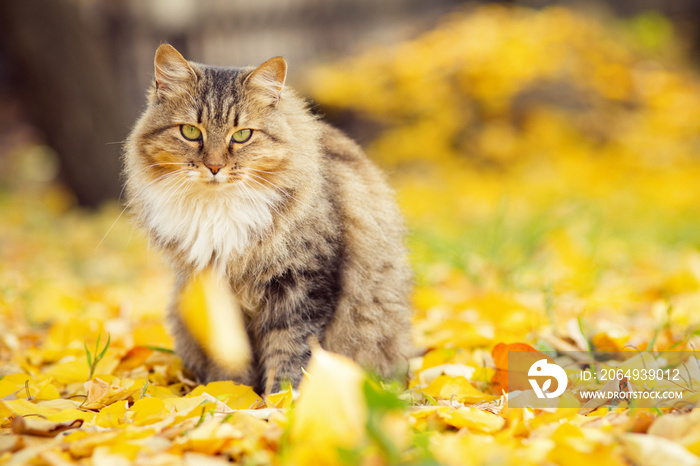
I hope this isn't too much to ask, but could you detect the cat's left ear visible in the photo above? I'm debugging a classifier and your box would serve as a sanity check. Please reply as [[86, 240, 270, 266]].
[[244, 57, 287, 106], [154, 44, 197, 101]]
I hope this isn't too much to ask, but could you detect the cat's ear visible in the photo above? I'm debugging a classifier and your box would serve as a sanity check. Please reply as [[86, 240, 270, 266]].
[[154, 44, 197, 101], [244, 57, 287, 106]]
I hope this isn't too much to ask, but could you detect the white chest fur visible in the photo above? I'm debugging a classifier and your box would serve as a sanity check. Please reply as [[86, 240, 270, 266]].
[[140, 179, 279, 272]]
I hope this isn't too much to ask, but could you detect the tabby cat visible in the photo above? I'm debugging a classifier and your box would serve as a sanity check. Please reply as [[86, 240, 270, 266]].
[[123, 44, 412, 393]]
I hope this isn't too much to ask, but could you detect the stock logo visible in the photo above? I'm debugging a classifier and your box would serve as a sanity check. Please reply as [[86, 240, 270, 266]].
[[528, 359, 567, 399]]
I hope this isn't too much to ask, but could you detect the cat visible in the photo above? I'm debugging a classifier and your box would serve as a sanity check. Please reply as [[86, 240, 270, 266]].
[[123, 44, 413, 393]]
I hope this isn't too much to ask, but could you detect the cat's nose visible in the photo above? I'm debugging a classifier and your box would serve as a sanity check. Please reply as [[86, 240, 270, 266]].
[[205, 163, 224, 175]]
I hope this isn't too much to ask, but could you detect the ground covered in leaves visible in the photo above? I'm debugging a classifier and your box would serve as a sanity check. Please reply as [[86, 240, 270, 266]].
[[3, 5, 700, 465]]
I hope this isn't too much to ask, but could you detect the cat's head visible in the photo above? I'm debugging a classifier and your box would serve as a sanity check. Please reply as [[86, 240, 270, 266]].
[[124, 45, 321, 268], [126, 44, 317, 200]]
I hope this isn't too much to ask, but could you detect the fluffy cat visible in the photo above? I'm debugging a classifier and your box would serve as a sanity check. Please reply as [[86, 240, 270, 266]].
[[123, 44, 412, 392]]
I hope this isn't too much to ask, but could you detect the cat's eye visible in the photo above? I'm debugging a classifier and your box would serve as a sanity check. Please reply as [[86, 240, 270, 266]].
[[180, 124, 202, 141], [231, 129, 253, 144]]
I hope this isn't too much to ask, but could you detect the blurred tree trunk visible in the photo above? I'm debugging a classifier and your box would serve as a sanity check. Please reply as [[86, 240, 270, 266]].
[[0, 0, 130, 207]]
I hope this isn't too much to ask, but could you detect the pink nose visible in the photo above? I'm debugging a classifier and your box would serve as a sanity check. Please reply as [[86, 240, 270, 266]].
[[205, 163, 224, 175]]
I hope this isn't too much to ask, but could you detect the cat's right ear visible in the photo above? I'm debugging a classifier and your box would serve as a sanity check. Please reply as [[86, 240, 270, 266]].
[[154, 44, 197, 101], [243, 57, 287, 106]]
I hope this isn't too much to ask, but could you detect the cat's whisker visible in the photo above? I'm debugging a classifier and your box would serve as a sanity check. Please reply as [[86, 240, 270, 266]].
[[240, 178, 301, 235], [144, 162, 192, 169], [236, 183, 271, 242], [245, 186, 281, 241], [129, 170, 189, 206], [156, 181, 185, 209], [162, 175, 194, 207], [245, 172, 307, 207], [143, 177, 196, 242], [243, 176, 297, 214], [118, 161, 189, 205], [245, 167, 285, 175], [96, 170, 188, 250]]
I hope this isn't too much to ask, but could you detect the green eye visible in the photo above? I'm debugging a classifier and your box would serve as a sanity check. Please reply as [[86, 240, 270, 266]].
[[232, 129, 253, 144], [180, 124, 202, 141]]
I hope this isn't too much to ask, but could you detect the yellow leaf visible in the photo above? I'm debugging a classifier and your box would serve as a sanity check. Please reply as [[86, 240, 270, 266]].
[[179, 269, 251, 372], [548, 424, 625, 466], [32, 380, 62, 401], [115, 346, 154, 372], [130, 397, 170, 426], [132, 323, 173, 349], [623, 433, 700, 466], [36, 399, 83, 411], [265, 387, 294, 409], [95, 400, 128, 428], [431, 431, 512, 466], [104, 443, 143, 461], [148, 384, 180, 399], [188, 381, 261, 409], [648, 409, 700, 454], [165, 395, 209, 415], [172, 436, 231, 456], [44, 358, 89, 385], [422, 375, 497, 403], [1, 399, 60, 418], [439, 407, 506, 433], [0, 402, 13, 422], [46, 409, 96, 425], [0, 373, 32, 398], [288, 347, 366, 464], [67, 431, 121, 458], [591, 332, 627, 352]]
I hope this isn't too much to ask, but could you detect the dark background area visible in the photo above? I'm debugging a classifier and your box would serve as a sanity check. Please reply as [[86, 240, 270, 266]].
[[0, 0, 698, 207]]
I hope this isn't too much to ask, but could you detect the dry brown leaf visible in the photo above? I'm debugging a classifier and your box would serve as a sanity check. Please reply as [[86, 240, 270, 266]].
[[11, 416, 83, 438], [0, 435, 24, 454], [83, 377, 141, 410]]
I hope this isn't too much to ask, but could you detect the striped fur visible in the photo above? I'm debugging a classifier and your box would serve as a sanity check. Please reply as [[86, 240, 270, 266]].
[[123, 44, 412, 392]]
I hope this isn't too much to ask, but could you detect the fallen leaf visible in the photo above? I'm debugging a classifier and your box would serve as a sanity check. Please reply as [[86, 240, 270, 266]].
[[179, 269, 251, 373], [130, 397, 171, 426], [94, 400, 129, 428], [623, 433, 700, 466], [288, 347, 366, 464], [422, 375, 497, 403], [439, 407, 506, 433], [648, 410, 700, 450], [0, 373, 32, 399], [83, 377, 142, 410], [115, 346, 154, 372], [188, 381, 261, 410], [12, 416, 83, 437], [491, 342, 550, 393], [0, 435, 24, 454], [419, 363, 476, 386]]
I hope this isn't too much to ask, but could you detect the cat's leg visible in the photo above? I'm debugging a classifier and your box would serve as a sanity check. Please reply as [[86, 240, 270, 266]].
[[253, 267, 338, 392], [322, 276, 413, 382]]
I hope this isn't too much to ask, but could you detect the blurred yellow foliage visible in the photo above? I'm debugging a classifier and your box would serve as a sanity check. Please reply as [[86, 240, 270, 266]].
[[310, 4, 700, 350]]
